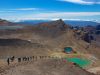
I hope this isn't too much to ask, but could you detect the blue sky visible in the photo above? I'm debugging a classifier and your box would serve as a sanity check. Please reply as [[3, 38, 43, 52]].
[[0, 0, 100, 22]]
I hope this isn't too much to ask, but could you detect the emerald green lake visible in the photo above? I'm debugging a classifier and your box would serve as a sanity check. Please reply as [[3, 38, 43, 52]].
[[65, 58, 91, 68]]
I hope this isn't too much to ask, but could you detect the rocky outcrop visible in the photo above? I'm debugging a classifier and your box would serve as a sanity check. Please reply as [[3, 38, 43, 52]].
[[37, 19, 68, 31], [0, 19, 12, 26]]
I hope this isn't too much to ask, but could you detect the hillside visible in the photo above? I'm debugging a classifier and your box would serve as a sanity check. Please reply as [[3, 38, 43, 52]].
[[0, 19, 100, 75], [1, 59, 95, 75], [0, 19, 100, 59]]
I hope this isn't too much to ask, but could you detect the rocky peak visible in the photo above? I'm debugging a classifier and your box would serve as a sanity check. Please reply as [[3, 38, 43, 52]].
[[57, 19, 65, 24], [49, 19, 68, 31], [49, 19, 65, 26], [37, 19, 68, 31], [0, 19, 12, 26]]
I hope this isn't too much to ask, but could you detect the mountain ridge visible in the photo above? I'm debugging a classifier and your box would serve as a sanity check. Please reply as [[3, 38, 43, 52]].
[[15, 19, 100, 26]]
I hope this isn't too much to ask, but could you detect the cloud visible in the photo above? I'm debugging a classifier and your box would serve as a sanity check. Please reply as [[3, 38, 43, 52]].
[[59, 0, 100, 5], [32, 12, 100, 18], [0, 8, 40, 13], [11, 8, 40, 11], [10, 12, 100, 20], [1, 12, 100, 22], [0, 11, 16, 13]]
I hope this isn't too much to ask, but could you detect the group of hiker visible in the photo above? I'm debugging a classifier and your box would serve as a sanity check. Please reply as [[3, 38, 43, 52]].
[[7, 56, 15, 65], [7, 56, 53, 65]]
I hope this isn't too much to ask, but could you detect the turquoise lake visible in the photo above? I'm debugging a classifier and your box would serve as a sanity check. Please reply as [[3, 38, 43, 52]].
[[65, 58, 91, 68]]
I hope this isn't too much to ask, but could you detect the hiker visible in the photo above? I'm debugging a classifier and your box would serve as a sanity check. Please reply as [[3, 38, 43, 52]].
[[23, 57, 27, 61], [30, 57, 32, 60], [39, 56, 42, 59], [40, 56, 43, 59], [7, 58, 10, 65], [10, 56, 15, 62], [27, 57, 30, 61], [48, 56, 51, 59], [35, 56, 37, 60], [25, 57, 27, 61], [33, 56, 34, 60], [42, 56, 44, 59], [18, 58, 21, 62], [23, 57, 26, 61]]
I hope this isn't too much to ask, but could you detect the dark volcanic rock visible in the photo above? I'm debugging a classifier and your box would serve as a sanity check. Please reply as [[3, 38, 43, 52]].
[[0, 39, 32, 46], [38, 19, 68, 31], [33, 19, 69, 37], [83, 33, 94, 43]]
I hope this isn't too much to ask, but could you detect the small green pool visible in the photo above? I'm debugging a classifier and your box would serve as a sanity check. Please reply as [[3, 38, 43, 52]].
[[65, 58, 91, 68], [64, 47, 73, 53]]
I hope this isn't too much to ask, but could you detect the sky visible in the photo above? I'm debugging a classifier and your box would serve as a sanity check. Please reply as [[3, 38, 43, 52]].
[[0, 0, 100, 22]]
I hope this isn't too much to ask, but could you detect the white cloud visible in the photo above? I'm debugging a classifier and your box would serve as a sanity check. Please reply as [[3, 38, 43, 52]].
[[27, 12, 100, 23], [1, 12, 100, 22], [31, 12, 100, 18], [59, 0, 100, 5], [11, 8, 40, 11], [13, 12, 100, 21], [0, 8, 40, 13], [0, 11, 16, 13], [15, 12, 99, 20]]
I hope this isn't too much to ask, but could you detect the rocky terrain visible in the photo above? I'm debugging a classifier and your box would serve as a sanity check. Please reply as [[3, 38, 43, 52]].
[[0, 59, 95, 75], [0, 19, 100, 75]]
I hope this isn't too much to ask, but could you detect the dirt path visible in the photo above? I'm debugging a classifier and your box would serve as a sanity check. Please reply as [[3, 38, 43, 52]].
[[0, 59, 95, 75], [0, 52, 99, 75], [87, 67, 100, 75]]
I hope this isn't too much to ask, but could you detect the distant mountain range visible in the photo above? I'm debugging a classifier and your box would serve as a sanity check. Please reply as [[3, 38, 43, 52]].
[[64, 20, 100, 26], [16, 20, 100, 26], [16, 20, 50, 25], [0, 18, 99, 27]]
